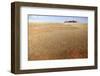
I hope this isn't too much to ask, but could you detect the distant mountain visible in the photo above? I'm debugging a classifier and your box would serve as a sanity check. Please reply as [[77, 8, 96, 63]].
[[64, 20, 77, 23]]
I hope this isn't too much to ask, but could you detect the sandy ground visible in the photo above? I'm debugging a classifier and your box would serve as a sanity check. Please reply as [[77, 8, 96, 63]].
[[28, 22, 88, 60]]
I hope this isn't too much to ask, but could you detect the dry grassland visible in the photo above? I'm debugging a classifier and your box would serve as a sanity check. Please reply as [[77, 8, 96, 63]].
[[28, 22, 88, 60]]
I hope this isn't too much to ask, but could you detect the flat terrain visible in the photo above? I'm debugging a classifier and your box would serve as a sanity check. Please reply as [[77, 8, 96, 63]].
[[28, 22, 88, 60]]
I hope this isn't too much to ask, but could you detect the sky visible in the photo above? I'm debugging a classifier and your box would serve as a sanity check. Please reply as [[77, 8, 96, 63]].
[[28, 15, 88, 23]]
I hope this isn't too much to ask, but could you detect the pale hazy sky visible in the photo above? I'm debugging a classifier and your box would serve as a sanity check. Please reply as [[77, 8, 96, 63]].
[[29, 15, 88, 23]]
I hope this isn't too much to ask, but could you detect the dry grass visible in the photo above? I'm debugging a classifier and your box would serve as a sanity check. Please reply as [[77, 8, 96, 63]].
[[28, 22, 88, 60]]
